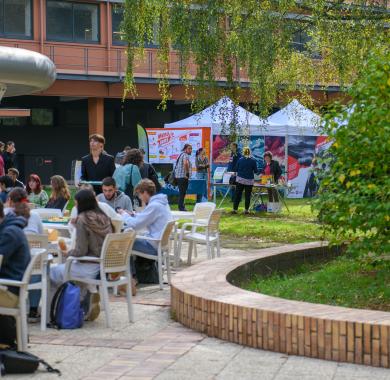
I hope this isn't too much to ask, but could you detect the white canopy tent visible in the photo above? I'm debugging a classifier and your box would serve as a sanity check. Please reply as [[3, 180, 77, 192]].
[[164, 96, 263, 134]]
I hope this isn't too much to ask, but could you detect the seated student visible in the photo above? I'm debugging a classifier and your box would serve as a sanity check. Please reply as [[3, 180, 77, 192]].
[[120, 179, 172, 255], [45, 175, 70, 211], [0, 175, 13, 203], [5, 188, 44, 235], [50, 189, 114, 321], [7, 168, 25, 188], [0, 200, 30, 346], [26, 174, 49, 207], [96, 177, 133, 213]]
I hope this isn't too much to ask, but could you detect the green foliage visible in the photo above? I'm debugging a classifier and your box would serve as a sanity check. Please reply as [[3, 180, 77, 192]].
[[316, 47, 390, 258], [122, 1, 389, 115], [245, 255, 390, 311]]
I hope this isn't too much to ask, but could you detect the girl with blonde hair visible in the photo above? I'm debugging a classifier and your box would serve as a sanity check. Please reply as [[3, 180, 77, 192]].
[[45, 175, 70, 211]]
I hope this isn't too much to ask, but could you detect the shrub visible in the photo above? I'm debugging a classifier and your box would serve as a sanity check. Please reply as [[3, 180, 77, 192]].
[[316, 47, 390, 259]]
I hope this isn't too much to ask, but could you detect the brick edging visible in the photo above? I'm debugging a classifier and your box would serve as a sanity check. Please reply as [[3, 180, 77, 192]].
[[171, 242, 390, 368]]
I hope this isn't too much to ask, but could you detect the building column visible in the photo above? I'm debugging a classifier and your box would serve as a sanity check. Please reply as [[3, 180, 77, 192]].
[[88, 97, 104, 136]]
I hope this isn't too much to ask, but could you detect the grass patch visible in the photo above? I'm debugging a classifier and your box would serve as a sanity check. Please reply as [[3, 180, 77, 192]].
[[244, 255, 390, 311]]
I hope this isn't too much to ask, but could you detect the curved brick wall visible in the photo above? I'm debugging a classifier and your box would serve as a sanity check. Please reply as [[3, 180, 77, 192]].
[[171, 242, 390, 368]]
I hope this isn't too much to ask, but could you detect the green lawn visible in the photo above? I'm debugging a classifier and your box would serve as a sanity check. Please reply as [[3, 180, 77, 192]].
[[244, 255, 390, 311]]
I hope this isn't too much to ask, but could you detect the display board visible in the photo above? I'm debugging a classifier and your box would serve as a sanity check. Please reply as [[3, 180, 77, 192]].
[[146, 127, 211, 174]]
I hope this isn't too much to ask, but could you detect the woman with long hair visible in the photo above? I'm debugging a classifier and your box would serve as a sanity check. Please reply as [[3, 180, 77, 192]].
[[45, 175, 70, 210], [233, 147, 260, 215], [113, 148, 142, 201], [26, 174, 49, 207], [195, 147, 209, 202], [50, 189, 114, 321]]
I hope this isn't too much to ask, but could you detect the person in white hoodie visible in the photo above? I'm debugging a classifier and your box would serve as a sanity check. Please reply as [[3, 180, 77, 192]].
[[120, 179, 172, 255]]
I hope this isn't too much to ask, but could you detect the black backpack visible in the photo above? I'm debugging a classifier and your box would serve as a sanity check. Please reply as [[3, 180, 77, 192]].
[[0, 350, 61, 376], [0, 316, 16, 348]]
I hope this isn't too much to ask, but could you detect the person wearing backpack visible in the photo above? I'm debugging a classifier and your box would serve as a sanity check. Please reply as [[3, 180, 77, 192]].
[[112, 148, 142, 202], [0, 200, 30, 346], [50, 189, 114, 321]]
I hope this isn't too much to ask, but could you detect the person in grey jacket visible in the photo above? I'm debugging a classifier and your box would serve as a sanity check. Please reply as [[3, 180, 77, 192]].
[[96, 177, 133, 212]]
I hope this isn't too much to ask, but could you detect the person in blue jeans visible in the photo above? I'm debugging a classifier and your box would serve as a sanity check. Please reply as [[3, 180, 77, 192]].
[[119, 179, 173, 284]]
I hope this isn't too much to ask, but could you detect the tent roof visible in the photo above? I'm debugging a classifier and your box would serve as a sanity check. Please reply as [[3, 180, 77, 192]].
[[263, 99, 323, 136], [164, 97, 263, 132]]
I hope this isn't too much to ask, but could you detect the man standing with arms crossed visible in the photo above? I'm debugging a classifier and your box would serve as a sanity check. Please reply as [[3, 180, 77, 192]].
[[174, 144, 192, 211]]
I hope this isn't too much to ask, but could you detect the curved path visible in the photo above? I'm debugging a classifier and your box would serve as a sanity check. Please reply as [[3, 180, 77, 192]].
[[171, 242, 390, 368]]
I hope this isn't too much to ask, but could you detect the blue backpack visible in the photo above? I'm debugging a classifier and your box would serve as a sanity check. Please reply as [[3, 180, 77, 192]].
[[50, 282, 84, 329]]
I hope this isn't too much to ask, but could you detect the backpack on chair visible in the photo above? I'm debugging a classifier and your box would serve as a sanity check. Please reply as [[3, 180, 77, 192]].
[[50, 282, 84, 329]]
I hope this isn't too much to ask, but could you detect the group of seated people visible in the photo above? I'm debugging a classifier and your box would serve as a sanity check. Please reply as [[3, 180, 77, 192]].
[[0, 175, 173, 329]]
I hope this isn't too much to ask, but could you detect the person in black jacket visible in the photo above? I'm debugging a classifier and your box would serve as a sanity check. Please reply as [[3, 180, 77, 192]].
[[0, 200, 31, 306], [2, 141, 17, 172], [227, 142, 241, 202], [262, 151, 282, 202], [81, 134, 116, 194]]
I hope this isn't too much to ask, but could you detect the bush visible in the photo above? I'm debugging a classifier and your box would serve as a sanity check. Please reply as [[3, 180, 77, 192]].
[[316, 47, 390, 259]]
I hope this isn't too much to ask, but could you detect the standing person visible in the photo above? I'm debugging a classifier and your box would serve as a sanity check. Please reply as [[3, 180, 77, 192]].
[[81, 134, 116, 194], [227, 142, 241, 201], [0, 200, 30, 346], [195, 148, 209, 203], [262, 151, 282, 202], [2, 141, 17, 172], [115, 146, 131, 165], [0, 141, 5, 176], [113, 149, 142, 201], [174, 144, 192, 211], [26, 174, 49, 207], [45, 175, 71, 211], [97, 177, 133, 212], [232, 147, 259, 215], [139, 149, 161, 193], [7, 168, 24, 188], [51, 189, 114, 321]]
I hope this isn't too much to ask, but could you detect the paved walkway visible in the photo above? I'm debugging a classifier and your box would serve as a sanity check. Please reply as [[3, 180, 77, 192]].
[[9, 246, 390, 379]]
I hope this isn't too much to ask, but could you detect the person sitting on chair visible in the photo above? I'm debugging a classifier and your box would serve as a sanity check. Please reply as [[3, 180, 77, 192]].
[[119, 179, 172, 256], [96, 177, 133, 213]]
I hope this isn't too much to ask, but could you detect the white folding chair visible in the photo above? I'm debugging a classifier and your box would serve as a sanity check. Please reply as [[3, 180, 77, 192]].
[[25, 234, 50, 331], [64, 230, 136, 328], [33, 208, 63, 219], [0, 249, 46, 351], [177, 209, 223, 265], [131, 221, 176, 290]]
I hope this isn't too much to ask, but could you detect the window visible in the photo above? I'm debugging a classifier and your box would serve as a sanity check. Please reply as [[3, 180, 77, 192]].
[[112, 4, 125, 45], [46, 0, 99, 43], [291, 30, 311, 53], [0, 0, 32, 39], [31, 109, 54, 127]]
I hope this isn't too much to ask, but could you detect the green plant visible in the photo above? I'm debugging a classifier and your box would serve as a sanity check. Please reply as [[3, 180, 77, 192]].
[[122, 1, 389, 118], [316, 47, 390, 259]]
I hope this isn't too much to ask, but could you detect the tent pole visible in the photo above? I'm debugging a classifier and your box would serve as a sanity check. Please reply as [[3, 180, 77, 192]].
[[285, 134, 288, 197]]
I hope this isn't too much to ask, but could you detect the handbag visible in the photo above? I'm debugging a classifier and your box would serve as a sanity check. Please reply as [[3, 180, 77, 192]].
[[0, 350, 61, 376], [229, 175, 237, 185], [164, 153, 183, 187]]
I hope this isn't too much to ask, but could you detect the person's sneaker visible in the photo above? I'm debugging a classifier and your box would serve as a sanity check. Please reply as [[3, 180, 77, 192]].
[[85, 293, 100, 322], [28, 309, 40, 323], [231, 210, 238, 214], [244, 210, 250, 215]]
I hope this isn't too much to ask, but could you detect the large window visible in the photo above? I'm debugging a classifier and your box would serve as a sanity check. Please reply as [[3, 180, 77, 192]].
[[0, 0, 32, 39], [46, 0, 99, 43]]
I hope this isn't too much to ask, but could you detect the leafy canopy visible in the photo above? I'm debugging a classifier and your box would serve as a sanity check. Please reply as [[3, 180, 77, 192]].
[[316, 47, 390, 259], [122, 0, 389, 113]]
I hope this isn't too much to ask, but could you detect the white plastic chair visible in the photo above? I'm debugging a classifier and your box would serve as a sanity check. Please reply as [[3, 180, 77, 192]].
[[64, 230, 136, 328], [25, 234, 50, 331], [177, 209, 223, 265], [172, 202, 216, 265], [131, 221, 176, 290], [0, 249, 46, 351], [61, 201, 69, 215], [33, 208, 63, 219], [111, 218, 123, 233]]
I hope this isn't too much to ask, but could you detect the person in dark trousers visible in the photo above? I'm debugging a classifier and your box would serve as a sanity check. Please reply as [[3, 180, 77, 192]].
[[2, 141, 17, 173], [227, 142, 241, 201], [262, 151, 282, 202], [81, 134, 116, 194], [195, 147, 209, 203], [0, 201, 30, 308], [174, 144, 192, 211], [7, 168, 25, 188], [233, 147, 259, 215]]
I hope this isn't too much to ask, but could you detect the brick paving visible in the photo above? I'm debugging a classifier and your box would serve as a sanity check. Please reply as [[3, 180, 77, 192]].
[[8, 244, 390, 379]]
